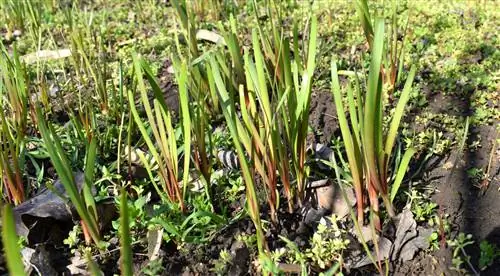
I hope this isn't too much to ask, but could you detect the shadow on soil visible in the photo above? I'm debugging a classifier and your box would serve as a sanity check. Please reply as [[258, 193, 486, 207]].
[[405, 42, 499, 274]]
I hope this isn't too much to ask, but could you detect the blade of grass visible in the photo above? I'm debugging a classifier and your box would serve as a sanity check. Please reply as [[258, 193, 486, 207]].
[[331, 60, 365, 224], [175, 61, 195, 205], [356, 0, 374, 48], [83, 134, 98, 223], [1, 204, 26, 276], [384, 65, 416, 158], [35, 105, 100, 244], [209, 56, 267, 254], [390, 148, 416, 202], [119, 188, 133, 276]]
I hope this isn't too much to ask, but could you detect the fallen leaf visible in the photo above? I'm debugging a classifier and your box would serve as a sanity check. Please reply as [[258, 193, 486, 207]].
[[12, 172, 86, 238], [392, 208, 418, 259], [196, 29, 226, 45], [350, 236, 392, 268], [147, 228, 163, 261], [21, 49, 71, 64]]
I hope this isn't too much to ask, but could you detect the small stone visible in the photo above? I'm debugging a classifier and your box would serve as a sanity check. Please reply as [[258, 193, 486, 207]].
[[229, 240, 249, 276], [316, 183, 335, 210], [392, 208, 418, 260], [196, 29, 226, 45], [294, 236, 306, 248], [332, 187, 356, 219], [167, 65, 175, 74], [303, 207, 326, 225], [49, 84, 60, 98], [312, 180, 356, 219], [296, 221, 309, 235]]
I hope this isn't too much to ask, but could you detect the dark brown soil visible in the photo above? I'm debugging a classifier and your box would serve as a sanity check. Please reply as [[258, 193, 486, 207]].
[[157, 58, 179, 115], [394, 123, 499, 275], [158, 59, 341, 149], [155, 207, 312, 276], [432, 124, 499, 275], [401, 67, 500, 275], [308, 89, 339, 145]]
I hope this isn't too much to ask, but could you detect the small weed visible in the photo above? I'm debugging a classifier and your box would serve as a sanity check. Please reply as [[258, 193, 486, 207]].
[[414, 201, 438, 223], [305, 216, 349, 269], [447, 233, 478, 274], [479, 240, 500, 271], [428, 232, 440, 251], [275, 215, 349, 272], [212, 249, 232, 275], [141, 258, 165, 276], [467, 167, 486, 187], [237, 233, 258, 255], [64, 225, 82, 251]]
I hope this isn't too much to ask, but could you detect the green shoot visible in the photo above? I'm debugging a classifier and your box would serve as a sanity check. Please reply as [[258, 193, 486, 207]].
[[356, 0, 411, 94], [331, 17, 416, 230], [119, 188, 133, 276], [35, 105, 101, 244], [209, 56, 267, 254], [1, 204, 26, 276], [0, 43, 29, 205], [128, 54, 185, 211]]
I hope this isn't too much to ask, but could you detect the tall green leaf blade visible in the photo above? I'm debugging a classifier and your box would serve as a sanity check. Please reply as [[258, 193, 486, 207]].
[[347, 82, 361, 150], [292, 19, 302, 74], [306, 16, 318, 78], [331, 60, 364, 223], [356, 0, 374, 48], [154, 100, 170, 169], [35, 106, 100, 243], [133, 55, 161, 146], [384, 65, 416, 157], [2, 204, 25, 276], [119, 188, 133, 276], [295, 15, 318, 137], [225, 14, 244, 84], [126, 88, 161, 170], [177, 62, 192, 202], [83, 136, 99, 223], [209, 56, 266, 254], [251, 30, 272, 127], [140, 59, 169, 114], [390, 148, 416, 202], [363, 18, 384, 191]]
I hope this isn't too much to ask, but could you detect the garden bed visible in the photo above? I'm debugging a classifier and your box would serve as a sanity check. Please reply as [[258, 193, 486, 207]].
[[0, 0, 498, 275]]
